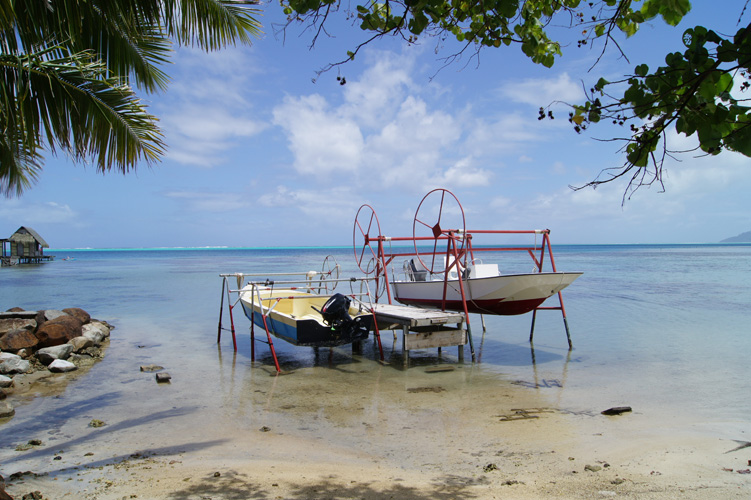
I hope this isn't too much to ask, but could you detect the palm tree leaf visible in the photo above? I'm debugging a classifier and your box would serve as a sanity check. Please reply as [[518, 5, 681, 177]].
[[1, 49, 166, 193]]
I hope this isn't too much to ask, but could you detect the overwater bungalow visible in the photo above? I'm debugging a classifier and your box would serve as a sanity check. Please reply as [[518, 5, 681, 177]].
[[1, 226, 54, 266]]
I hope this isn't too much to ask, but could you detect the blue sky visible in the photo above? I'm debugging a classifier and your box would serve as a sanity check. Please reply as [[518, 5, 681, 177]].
[[1, 1, 750, 249]]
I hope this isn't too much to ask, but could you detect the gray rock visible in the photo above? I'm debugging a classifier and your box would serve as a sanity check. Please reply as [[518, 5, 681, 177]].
[[48, 359, 77, 373], [0, 357, 31, 374], [43, 310, 68, 321], [68, 336, 94, 352], [0, 400, 14, 418], [0, 353, 20, 362], [0, 375, 12, 388], [37, 344, 74, 365], [81, 322, 110, 345]]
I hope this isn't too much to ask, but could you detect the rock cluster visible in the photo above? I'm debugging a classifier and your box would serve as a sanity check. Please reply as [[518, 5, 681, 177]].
[[0, 307, 112, 419]]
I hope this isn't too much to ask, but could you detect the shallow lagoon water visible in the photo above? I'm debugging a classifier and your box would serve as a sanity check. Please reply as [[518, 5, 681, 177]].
[[1, 245, 750, 479]]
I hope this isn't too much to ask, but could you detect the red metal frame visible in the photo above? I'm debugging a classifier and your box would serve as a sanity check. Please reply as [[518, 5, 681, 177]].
[[353, 192, 575, 350]]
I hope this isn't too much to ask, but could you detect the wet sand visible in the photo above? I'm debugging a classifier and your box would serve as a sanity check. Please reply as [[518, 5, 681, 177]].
[[2, 347, 749, 500]]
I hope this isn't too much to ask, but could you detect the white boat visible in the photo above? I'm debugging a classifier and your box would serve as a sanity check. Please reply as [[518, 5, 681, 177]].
[[238, 286, 373, 347], [392, 259, 582, 316]]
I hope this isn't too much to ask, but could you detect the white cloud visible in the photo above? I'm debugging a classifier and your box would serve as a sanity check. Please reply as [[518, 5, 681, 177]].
[[340, 50, 416, 128], [271, 52, 506, 191], [499, 72, 583, 107], [0, 199, 78, 225], [272, 94, 364, 175], [257, 185, 363, 219], [164, 191, 252, 212], [159, 47, 266, 167]]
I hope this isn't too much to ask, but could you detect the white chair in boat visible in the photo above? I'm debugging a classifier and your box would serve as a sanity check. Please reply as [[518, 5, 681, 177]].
[[404, 258, 428, 281]]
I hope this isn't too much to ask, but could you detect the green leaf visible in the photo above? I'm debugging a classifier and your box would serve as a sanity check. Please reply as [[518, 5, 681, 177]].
[[595, 77, 609, 91]]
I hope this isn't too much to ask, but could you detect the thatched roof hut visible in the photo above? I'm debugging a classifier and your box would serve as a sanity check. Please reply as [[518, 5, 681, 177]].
[[10, 226, 49, 249], [6, 226, 52, 263]]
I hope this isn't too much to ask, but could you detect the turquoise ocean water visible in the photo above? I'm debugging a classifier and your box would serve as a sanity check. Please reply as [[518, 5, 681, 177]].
[[1, 244, 750, 464]]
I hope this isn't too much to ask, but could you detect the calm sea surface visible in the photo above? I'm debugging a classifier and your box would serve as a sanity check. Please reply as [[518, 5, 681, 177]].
[[1, 244, 750, 460]]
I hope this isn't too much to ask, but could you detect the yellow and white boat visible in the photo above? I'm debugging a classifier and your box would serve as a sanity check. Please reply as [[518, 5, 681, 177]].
[[239, 286, 373, 347]]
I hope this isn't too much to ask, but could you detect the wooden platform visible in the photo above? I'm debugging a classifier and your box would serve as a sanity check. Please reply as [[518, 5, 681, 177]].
[[370, 303, 466, 367]]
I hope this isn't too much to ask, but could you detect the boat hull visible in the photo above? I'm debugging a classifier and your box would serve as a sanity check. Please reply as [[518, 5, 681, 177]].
[[239, 287, 372, 347], [392, 272, 583, 316]]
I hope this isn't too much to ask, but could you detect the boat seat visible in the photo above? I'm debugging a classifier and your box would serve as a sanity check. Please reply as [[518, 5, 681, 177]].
[[409, 259, 428, 281]]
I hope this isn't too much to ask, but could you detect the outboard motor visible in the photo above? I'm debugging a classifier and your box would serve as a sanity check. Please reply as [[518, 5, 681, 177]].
[[316, 293, 369, 343], [320, 293, 353, 328]]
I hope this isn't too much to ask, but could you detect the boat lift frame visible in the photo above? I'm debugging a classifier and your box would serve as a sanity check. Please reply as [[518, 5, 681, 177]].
[[218, 271, 385, 372], [353, 189, 575, 352]]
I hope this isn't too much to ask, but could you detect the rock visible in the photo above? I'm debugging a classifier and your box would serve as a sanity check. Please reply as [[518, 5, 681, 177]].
[[0, 329, 39, 352], [48, 359, 77, 373], [601, 406, 632, 416], [81, 322, 110, 345], [0, 357, 31, 375], [81, 346, 103, 358], [0, 353, 19, 362], [156, 372, 172, 383], [37, 344, 74, 365], [42, 309, 68, 322], [35, 315, 83, 348], [0, 389, 4, 400], [584, 464, 602, 472], [62, 307, 90, 325], [68, 336, 94, 352], [0, 400, 14, 419], [89, 419, 106, 428], [0, 375, 12, 388], [0, 317, 37, 336], [140, 364, 164, 372]]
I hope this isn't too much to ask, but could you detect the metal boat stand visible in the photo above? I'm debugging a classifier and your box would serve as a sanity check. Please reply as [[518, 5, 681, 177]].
[[353, 189, 578, 355]]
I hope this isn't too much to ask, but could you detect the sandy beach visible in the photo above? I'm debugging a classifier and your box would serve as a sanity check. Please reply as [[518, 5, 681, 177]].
[[2, 355, 749, 500]]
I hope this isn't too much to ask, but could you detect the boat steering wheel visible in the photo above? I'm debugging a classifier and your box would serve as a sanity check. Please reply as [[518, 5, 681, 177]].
[[353, 204, 383, 275], [412, 189, 466, 274]]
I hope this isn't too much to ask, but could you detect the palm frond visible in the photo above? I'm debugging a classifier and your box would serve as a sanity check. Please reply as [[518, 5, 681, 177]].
[[163, 0, 263, 50], [0, 0, 263, 196], [0, 49, 166, 194]]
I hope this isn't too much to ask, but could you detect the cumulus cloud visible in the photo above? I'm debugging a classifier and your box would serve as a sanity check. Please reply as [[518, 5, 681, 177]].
[[272, 52, 506, 190], [272, 95, 364, 175]]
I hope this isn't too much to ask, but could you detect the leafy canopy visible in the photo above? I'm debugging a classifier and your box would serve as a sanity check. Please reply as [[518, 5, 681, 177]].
[[281, 0, 750, 197], [1, 0, 261, 196]]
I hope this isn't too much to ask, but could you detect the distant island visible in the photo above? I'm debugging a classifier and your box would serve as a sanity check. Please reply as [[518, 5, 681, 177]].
[[721, 231, 751, 243]]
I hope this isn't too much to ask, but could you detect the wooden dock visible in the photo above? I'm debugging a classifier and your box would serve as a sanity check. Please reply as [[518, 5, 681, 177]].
[[370, 303, 467, 367]]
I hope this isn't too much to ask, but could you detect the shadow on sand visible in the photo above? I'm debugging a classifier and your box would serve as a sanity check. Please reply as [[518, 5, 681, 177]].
[[166, 469, 492, 500]]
